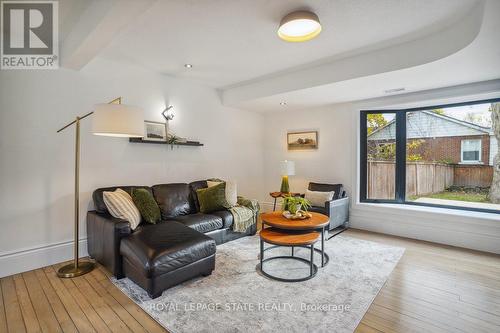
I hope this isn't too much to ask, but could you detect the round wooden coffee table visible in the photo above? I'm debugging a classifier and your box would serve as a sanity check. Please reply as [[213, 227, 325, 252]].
[[259, 228, 320, 282], [260, 211, 330, 268]]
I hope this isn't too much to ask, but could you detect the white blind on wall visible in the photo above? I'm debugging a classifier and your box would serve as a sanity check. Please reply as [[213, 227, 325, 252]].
[[463, 139, 480, 151], [462, 139, 481, 161]]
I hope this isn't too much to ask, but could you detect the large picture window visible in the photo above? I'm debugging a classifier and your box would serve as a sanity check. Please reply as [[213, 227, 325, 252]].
[[360, 98, 500, 214]]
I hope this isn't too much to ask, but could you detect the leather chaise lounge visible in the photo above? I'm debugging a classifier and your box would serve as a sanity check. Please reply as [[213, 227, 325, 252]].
[[120, 221, 216, 298], [87, 180, 257, 298]]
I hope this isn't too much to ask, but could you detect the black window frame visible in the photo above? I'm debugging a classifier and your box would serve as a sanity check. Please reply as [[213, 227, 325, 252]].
[[360, 97, 500, 214]]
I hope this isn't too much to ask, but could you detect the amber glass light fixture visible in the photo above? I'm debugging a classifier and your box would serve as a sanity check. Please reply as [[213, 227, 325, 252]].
[[280, 160, 295, 193], [278, 10, 321, 42]]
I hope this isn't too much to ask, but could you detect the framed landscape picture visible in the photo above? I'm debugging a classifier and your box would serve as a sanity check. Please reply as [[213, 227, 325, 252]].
[[144, 121, 167, 141], [287, 131, 318, 150]]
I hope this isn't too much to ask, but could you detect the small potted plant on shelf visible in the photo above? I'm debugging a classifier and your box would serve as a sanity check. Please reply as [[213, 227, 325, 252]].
[[166, 134, 181, 149], [282, 195, 312, 220]]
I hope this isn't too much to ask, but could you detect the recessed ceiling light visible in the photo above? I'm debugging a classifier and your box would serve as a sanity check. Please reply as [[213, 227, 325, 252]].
[[280, 102, 287, 106], [278, 10, 321, 42], [184, 64, 193, 68]]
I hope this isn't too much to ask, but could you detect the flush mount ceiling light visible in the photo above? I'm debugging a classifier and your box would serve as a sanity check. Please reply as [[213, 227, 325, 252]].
[[278, 10, 321, 42], [184, 63, 193, 68], [280, 101, 287, 106]]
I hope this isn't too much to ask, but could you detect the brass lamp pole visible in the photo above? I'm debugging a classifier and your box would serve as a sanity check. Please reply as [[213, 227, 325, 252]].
[[56, 97, 143, 278]]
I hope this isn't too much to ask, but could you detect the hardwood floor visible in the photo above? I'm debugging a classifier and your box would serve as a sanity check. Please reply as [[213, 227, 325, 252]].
[[351, 229, 500, 333], [0, 229, 499, 333], [0, 262, 165, 333]]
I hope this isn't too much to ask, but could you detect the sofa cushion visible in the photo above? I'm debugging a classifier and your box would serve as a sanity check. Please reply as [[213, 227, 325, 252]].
[[207, 180, 238, 207], [210, 210, 233, 229], [305, 189, 335, 207], [103, 188, 142, 230], [172, 213, 223, 233], [189, 180, 208, 212], [152, 183, 195, 219], [131, 188, 161, 224], [196, 183, 229, 213], [308, 182, 343, 200], [93, 186, 152, 214], [120, 221, 216, 278]]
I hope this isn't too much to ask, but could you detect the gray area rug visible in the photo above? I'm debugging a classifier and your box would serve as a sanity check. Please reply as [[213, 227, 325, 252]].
[[112, 235, 405, 333]]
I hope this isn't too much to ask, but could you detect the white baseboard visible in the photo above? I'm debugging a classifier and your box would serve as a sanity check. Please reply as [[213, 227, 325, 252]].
[[0, 238, 88, 278]]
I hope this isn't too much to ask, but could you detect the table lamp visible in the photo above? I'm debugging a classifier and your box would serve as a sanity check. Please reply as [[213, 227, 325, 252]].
[[280, 160, 295, 193], [56, 97, 144, 278]]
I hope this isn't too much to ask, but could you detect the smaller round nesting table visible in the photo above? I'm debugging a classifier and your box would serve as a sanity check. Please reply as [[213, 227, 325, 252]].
[[259, 228, 320, 281], [259, 212, 330, 282]]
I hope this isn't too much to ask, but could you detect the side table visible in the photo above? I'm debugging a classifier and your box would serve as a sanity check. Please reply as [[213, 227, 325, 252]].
[[269, 192, 301, 211]]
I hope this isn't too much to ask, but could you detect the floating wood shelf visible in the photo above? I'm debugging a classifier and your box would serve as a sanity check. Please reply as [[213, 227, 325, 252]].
[[129, 138, 203, 146]]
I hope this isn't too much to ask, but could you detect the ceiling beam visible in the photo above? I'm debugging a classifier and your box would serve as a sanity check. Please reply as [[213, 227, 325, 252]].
[[221, 1, 485, 107], [61, 0, 156, 70]]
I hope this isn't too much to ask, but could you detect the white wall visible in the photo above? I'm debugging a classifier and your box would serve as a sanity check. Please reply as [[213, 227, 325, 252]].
[[262, 104, 353, 211], [0, 57, 265, 277], [261, 80, 500, 254], [1, 58, 499, 278]]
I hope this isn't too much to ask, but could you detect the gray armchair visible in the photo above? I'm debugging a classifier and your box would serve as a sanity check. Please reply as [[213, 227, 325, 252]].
[[305, 182, 349, 233]]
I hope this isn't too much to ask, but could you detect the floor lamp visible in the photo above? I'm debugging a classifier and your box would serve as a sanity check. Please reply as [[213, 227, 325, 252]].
[[56, 97, 144, 278]]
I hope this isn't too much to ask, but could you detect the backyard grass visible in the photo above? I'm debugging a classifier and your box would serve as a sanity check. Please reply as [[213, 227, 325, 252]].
[[409, 191, 490, 203]]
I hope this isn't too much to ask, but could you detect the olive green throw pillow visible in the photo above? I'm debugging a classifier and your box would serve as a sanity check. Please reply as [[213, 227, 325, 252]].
[[131, 189, 161, 224], [196, 182, 229, 213]]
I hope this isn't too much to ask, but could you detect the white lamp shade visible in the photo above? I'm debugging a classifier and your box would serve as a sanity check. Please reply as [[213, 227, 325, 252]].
[[280, 160, 295, 176], [92, 104, 144, 137]]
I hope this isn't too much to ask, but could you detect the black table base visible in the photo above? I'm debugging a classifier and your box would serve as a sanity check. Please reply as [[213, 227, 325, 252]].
[[263, 244, 329, 267], [259, 241, 318, 282]]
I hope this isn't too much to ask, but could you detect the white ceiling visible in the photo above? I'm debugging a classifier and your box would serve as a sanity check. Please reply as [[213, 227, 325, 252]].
[[99, 0, 477, 88], [58, 0, 93, 42], [231, 0, 500, 112], [61, 0, 500, 112]]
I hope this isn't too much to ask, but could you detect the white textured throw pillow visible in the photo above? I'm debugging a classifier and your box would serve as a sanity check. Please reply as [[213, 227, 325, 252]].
[[305, 189, 335, 207], [207, 180, 238, 207], [103, 188, 141, 230]]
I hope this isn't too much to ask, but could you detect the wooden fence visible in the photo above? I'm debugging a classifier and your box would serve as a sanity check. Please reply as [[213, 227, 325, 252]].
[[367, 161, 395, 199], [367, 161, 454, 199], [406, 162, 454, 196], [453, 165, 493, 187]]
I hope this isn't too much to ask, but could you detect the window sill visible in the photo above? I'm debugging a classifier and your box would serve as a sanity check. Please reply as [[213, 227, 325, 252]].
[[355, 201, 500, 221], [352, 201, 500, 254], [458, 161, 484, 165]]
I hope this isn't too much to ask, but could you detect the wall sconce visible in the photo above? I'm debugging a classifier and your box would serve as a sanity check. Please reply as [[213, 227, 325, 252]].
[[162, 105, 174, 121]]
